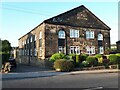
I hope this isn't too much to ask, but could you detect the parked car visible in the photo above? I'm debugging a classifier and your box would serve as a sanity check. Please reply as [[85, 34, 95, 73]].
[[8, 57, 17, 68]]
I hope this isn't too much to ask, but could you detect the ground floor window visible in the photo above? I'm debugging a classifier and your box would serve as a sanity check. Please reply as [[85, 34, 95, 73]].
[[58, 46, 65, 54], [99, 46, 104, 54], [86, 46, 95, 55], [70, 46, 80, 54], [39, 47, 42, 56], [30, 49, 32, 56]]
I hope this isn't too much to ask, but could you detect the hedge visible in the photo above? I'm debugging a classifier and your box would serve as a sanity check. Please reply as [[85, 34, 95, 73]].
[[54, 59, 74, 72]]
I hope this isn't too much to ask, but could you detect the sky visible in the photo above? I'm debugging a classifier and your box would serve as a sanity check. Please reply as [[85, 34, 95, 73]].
[[0, 1, 118, 47]]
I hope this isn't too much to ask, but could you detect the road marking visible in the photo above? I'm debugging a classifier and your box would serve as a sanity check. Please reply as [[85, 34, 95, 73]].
[[83, 87, 103, 90]]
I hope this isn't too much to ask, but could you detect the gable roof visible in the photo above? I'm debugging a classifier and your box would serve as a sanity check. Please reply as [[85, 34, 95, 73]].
[[19, 5, 110, 40], [44, 5, 110, 30]]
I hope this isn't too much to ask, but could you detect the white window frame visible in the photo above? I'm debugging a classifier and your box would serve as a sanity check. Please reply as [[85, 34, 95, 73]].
[[39, 47, 42, 56], [30, 49, 32, 56], [99, 47, 104, 54], [30, 36, 32, 42], [27, 39, 29, 44], [39, 32, 42, 39], [98, 34, 103, 40], [86, 46, 95, 55], [27, 50, 29, 55], [58, 31, 65, 39], [70, 46, 80, 54], [86, 31, 94, 39], [58, 46, 65, 53], [70, 29, 79, 38]]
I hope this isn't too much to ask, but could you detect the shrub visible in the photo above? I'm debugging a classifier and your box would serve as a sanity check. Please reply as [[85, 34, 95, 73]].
[[95, 54, 103, 59], [108, 54, 119, 65], [50, 53, 65, 62], [79, 54, 88, 62], [68, 54, 76, 61], [82, 61, 90, 67], [54, 59, 74, 72], [86, 56, 98, 66]]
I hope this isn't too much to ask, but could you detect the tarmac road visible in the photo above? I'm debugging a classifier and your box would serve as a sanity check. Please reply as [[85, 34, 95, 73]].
[[2, 72, 118, 89]]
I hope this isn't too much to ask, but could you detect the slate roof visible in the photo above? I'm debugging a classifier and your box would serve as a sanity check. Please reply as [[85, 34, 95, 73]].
[[19, 5, 111, 40], [44, 5, 111, 30]]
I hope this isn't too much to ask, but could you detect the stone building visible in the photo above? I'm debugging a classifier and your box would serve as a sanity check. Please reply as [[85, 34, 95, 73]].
[[18, 5, 111, 67]]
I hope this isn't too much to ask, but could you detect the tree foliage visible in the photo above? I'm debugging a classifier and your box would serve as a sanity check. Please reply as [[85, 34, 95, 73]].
[[2, 40, 11, 53]]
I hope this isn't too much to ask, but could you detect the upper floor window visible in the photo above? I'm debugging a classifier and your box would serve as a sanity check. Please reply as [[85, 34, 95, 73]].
[[27, 39, 29, 44], [39, 31, 42, 39], [98, 34, 103, 40], [30, 36, 32, 42], [58, 30, 65, 39], [86, 31, 94, 39], [70, 29, 79, 38]]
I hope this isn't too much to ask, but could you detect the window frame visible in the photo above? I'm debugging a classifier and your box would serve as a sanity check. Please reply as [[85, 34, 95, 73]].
[[86, 31, 94, 39], [70, 46, 80, 54], [98, 33, 103, 40], [58, 30, 65, 39], [70, 29, 79, 38]]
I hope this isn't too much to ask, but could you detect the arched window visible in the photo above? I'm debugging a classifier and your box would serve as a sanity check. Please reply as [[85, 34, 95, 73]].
[[39, 32, 42, 39], [98, 33, 103, 40], [30, 36, 32, 42], [58, 30, 65, 39]]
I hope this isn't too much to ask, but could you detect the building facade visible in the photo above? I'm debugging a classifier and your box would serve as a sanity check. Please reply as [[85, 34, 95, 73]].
[[18, 5, 111, 67]]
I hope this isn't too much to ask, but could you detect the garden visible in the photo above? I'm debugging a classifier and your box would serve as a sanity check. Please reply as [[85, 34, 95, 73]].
[[49, 53, 120, 72]]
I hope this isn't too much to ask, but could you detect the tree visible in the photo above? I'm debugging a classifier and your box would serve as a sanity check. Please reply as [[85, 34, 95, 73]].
[[2, 40, 11, 53], [0, 40, 12, 64]]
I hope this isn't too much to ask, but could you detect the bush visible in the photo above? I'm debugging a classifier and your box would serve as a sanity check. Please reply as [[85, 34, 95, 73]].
[[54, 59, 74, 72], [108, 54, 119, 65], [79, 54, 88, 62], [82, 61, 90, 67], [68, 54, 76, 61], [50, 53, 65, 62], [86, 56, 98, 66], [95, 54, 103, 59]]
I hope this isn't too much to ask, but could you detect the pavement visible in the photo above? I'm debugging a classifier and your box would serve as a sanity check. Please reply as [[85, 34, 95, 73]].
[[1, 64, 119, 80]]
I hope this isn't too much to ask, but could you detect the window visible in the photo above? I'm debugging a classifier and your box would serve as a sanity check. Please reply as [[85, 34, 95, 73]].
[[86, 31, 94, 39], [25, 49, 26, 55], [22, 50, 24, 56], [58, 31, 65, 39], [70, 29, 79, 38], [98, 34, 103, 40], [86, 46, 95, 55], [99, 47, 104, 54], [30, 36, 32, 42], [70, 46, 80, 54], [39, 47, 42, 56], [34, 48, 37, 56], [27, 39, 29, 44], [58, 46, 65, 53], [30, 49, 32, 56], [27, 50, 29, 55], [25, 40, 26, 45], [39, 32, 42, 39]]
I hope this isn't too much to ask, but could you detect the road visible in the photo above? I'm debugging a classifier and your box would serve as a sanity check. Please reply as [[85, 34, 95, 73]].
[[2, 73, 118, 89]]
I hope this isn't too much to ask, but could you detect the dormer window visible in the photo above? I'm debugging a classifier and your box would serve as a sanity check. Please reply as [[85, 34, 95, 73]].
[[98, 34, 103, 40], [58, 30, 65, 39]]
